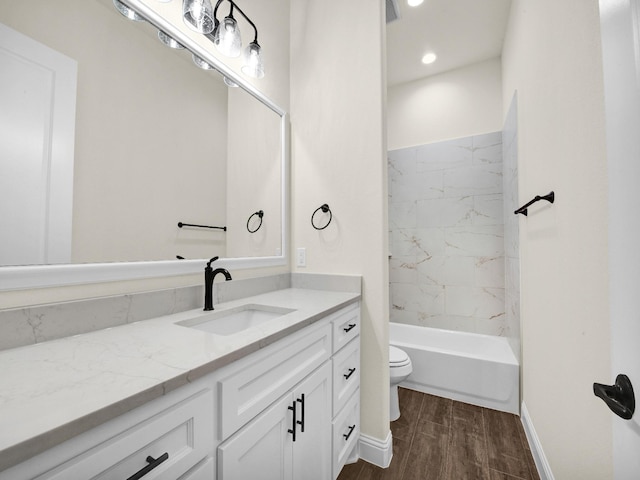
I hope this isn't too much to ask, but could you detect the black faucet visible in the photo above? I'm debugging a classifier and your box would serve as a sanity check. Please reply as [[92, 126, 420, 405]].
[[204, 256, 232, 311]]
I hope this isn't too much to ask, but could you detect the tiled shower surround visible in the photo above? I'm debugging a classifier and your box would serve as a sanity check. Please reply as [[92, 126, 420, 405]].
[[388, 131, 506, 336]]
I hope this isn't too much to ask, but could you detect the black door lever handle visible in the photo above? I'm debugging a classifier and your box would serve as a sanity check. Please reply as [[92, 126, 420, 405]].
[[593, 374, 635, 420]]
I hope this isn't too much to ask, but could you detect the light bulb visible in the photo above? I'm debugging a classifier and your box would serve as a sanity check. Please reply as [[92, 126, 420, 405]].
[[241, 42, 265, 79], [214, 16, 242, 57], [421, 53, 437, 64]]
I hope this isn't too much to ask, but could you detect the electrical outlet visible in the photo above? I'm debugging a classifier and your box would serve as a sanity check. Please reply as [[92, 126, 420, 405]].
[[296, 247, 306, 267]]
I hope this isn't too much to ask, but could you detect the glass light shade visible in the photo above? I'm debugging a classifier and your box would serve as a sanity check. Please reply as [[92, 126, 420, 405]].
[[192, 54, 215, 70], [158, 30, 184, 49], [241, 42, 265, 79], [223, 77, 239, 87], [113, 0, 144, 21], [214, 16, 242, 57], [183, 0, 214, 34]]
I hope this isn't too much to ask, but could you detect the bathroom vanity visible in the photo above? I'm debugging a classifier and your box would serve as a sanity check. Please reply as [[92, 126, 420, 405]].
[[0, 286, 361, 480]]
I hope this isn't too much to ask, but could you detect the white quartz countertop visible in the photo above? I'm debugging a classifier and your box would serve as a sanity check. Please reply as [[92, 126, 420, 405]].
[[0, 288, 360, 471]]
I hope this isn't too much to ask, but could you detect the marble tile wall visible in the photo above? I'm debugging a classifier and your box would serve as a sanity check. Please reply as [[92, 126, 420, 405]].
[[388, 132, 506, 336], [502, 95, 521, 358], [0, 285, 204, 351], [0, 275, 292, 351], [0, 273, 362, 352]]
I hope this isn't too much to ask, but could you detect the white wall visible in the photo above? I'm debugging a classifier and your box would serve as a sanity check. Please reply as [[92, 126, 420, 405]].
[[290, 0, 390, 444], [226, 88, 283, 259], [387, 57, 503, 150], [0, 0, 229, 264], [502, 0, 613, 477]]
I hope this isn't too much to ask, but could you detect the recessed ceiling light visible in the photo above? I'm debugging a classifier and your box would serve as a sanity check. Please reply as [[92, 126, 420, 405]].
[[421, 53, 437, 64], [408, 0, 424, 6]]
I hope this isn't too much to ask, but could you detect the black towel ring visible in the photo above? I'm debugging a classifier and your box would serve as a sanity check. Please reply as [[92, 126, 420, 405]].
[[311, 204, 332, 230], [247, 210, 264, 233]]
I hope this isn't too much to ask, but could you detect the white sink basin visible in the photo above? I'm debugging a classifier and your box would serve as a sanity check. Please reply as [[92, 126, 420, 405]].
[[176, 304, 295, 336]]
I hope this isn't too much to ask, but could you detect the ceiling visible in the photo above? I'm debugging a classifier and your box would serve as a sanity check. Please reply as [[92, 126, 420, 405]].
[[386, 0, 512, 86]]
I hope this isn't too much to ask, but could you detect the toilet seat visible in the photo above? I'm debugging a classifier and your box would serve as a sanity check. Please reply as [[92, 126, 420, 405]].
[[389, 345, 410, 367]]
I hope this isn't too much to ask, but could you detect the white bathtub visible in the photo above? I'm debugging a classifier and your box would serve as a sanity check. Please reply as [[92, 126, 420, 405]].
[[390, 323, 520, 414]]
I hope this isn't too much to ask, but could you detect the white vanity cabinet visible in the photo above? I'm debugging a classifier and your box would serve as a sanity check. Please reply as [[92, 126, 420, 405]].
[[329, 304, 361, 479], [0, 385, 215, 480], [217, 363, 332, 480], [0, 301, 361, 480], [214, 302, 360, 480]]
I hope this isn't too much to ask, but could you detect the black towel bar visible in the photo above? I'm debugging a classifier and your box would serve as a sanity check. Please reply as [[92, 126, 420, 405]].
[[178, 222, 227, 231], [514, 191, 555, 216]]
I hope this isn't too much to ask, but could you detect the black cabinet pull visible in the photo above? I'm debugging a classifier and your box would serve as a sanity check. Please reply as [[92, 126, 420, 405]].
[[126, 453, 169, 480], [343, 425, 356, 441], [343, 323, 356, 333], [288, 401, 297, 442], [296, 394, 305, 433], [343, 368, 356, 380]]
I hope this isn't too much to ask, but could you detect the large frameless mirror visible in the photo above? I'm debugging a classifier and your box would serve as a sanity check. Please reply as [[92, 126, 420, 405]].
[[0, 0, 288, 290]]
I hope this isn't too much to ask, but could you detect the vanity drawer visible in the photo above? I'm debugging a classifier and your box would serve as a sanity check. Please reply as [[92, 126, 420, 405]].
[[331, 303, 360, 353], [41, 389, 213, 480], [217, 322, 332, 439], [332, 391, 360, 480], [332, 337, 360, 417]]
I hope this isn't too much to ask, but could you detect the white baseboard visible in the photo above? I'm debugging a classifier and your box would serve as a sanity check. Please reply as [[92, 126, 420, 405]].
[[521, 402, 554, 480], [358, 431, 393, 469]]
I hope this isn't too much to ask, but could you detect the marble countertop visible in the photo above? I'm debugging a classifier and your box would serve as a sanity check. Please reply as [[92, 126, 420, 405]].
[[0, 287, 360, 472]]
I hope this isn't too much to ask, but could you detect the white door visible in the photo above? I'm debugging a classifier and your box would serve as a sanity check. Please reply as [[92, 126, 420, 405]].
[[599, 0, 640, 477], [0, 22, 76, 266], [292, 363, 332, 480], [217, 393, 294, 480]]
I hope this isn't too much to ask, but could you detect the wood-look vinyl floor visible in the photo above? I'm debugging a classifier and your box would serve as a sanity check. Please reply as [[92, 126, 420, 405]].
[[338, 388, 540, 480]]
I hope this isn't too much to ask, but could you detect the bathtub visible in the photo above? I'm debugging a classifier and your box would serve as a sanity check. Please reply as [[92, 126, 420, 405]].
[[390, 323, 520, 414]]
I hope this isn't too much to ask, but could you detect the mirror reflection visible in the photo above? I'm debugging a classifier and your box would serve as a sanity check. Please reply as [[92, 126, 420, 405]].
[[0, 0, 283, 267]]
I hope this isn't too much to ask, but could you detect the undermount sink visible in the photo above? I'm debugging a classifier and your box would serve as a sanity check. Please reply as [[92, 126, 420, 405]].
[[176, 304, 295, 336]]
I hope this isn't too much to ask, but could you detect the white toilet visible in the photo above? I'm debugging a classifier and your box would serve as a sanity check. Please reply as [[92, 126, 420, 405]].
[[389, 345, 413, 421]]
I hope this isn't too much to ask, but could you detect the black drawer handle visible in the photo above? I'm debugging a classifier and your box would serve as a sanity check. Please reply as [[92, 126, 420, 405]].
[[343, 368, 356, 380], [343, 425, 356, 441], [126, 453, 169, 480], [288, 401, 297, 442], [343, 323, 357, 333], [296, 394, 305, 433]]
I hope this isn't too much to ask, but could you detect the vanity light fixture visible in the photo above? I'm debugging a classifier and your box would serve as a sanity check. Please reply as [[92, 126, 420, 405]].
[[192, 54, 240, 88], [209, 0, 265, 78], [421, 52, 437, 64], [212, 2, 242, 57], [192, 53, 216, 70], [183, 0, 215, 34], [224, 77, 239, 87], [113, 0, 145, 21], [158, 30, 185, 49], [408, 0, 424, 6]]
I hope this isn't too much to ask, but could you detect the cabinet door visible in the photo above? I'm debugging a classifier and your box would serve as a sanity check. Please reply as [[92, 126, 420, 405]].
[[218, 394, 294, 480], [293, 363, 332, 480]]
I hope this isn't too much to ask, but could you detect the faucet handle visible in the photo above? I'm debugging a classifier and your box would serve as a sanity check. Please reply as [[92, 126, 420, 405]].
[[206, 256, 219, 267]]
